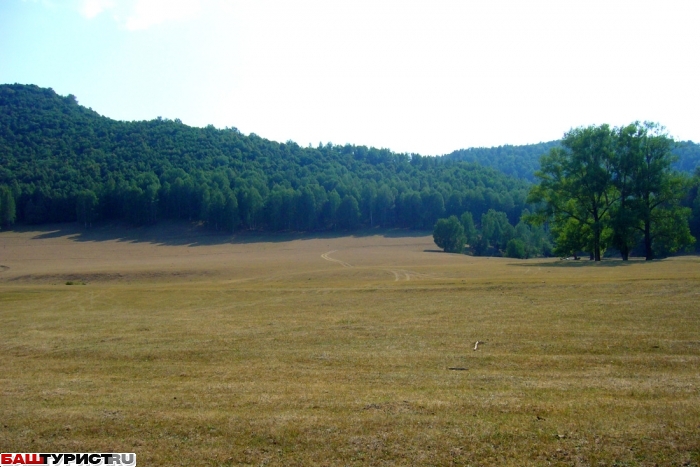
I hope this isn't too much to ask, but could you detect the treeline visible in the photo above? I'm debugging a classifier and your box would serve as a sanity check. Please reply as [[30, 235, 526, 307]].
[[444, 139, 700, 181], [433, 209, 551, 258], [0, 84, 532, 234], [433, 124, 700, 259]]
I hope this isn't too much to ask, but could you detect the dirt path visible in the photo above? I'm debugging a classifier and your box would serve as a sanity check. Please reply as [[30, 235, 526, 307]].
[[386, 269, 432, 281], [321, 250, 352, 268], [319, 251, 433, 282]]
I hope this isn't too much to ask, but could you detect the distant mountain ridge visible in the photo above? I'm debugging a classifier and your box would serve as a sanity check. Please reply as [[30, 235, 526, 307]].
[[444, 139, 700, 181]]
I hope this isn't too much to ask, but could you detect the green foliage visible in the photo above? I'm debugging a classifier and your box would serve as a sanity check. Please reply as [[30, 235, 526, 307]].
[[336, 195, 361, 230], [75, 189, 97, 228], [459, 211, 477, 245], [650, 204, 694, 257], [530, 125, 619, 261], [0, 84, 533, 233], [445, 142, 561, 181], [481, 209, 515, 252], [530, 122, 695, 260], [5, 84, 691, 257], [550, 217, 593, 259], [688, 168, 700, 250], [0, 185, 16, 227], [514, 212, 551, 258], [505, 239, 527, 259], [672, 140, 700, 173], [434, 208, 550, 258], [373, 185, 394, 227], [613, 123, 694, 259], [445, 139, 699, 181], [433, 216, 466, 253]]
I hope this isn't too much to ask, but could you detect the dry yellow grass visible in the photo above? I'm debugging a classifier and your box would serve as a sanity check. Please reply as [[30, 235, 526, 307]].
[[1, 223, 699, 466]]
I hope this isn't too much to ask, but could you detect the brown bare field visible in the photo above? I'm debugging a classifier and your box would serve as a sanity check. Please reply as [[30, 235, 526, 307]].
[[1, 223, 699, 466]]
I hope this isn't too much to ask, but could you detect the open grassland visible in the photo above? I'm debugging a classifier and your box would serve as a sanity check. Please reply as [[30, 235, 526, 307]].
[[1, 223, 699, 466]]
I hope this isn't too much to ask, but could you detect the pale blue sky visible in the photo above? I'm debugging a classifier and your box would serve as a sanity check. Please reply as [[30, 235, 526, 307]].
[[1, 0, 698, 155]]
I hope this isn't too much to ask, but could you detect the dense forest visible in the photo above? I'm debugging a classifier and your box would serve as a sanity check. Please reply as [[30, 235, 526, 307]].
[[0, 85, 536, 239], [1, 84, 698, 258], [444, 139, 700, 181]]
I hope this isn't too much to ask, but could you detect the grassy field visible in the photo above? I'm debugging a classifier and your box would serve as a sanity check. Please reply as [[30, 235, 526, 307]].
[[1, 223, 699, 466]]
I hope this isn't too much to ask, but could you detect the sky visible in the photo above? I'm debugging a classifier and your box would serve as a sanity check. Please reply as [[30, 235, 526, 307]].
[[1, 0, 699, 156]]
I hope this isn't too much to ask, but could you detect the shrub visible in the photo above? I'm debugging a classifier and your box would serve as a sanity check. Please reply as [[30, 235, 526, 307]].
[[506, 239, 527, 259]]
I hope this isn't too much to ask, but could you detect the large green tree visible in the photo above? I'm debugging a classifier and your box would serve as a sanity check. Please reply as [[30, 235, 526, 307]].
[[610, 123, 645, 260], [624, 123, 694, 259], [531, 122, 694, 260], [433, 216, 466, 253], [529, 124, 616, 261]]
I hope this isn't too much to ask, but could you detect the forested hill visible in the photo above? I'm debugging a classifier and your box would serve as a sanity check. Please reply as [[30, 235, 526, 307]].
[[444, 139, 700, 181], [443, 142, 561, 181], [0, 84, 531, 231]]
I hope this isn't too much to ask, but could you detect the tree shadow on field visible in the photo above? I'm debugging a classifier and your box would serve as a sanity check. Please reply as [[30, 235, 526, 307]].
[[509, 258, 639, 268], [16, 221, 432, 247]]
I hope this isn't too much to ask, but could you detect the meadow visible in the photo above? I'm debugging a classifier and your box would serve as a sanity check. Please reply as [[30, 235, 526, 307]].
[[1, 223, 699, 466]]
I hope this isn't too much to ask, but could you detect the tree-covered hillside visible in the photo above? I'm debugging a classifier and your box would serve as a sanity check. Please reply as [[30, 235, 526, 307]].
[[444, 142, 561, 181], [0, 84, 532, 234], [444, 139, 700, 181], [672, 140, 700, 174]]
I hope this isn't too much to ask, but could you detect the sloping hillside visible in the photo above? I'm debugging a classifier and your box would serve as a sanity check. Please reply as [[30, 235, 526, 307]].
[[0, 84, 531, 230], [444, 139, 699, 181]]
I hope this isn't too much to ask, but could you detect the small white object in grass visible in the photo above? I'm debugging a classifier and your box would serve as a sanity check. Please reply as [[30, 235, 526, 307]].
[[473, 341, 484, 351]]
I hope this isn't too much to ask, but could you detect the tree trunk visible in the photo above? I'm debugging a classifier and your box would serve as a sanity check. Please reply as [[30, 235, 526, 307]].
[[620, 243, 629, 261], [644, 219, 653, 260], [593, 215, 601, 261]]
